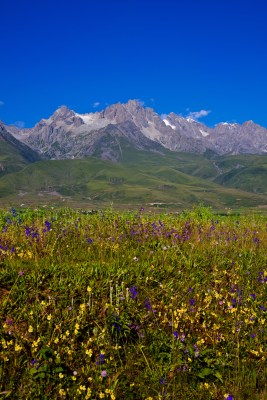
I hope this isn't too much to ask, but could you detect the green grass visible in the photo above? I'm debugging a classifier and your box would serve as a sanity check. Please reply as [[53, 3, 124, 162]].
[[0, 206, 267, 399]]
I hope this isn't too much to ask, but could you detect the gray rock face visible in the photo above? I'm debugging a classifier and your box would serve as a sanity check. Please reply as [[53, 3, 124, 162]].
[[209, 121, 267, 154], [4, 100, 267, 160]]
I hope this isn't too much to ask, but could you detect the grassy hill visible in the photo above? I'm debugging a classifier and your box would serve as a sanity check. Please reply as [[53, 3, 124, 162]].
[[212, 155, 267, 194], [0, 156, 266, 211], [120, 148, 267, 194], [0, 133, 266, 210]]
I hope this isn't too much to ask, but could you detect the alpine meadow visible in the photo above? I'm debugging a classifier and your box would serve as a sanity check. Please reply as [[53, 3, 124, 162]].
[[0, 206, 267, 399], [1, 0, 267, 398]]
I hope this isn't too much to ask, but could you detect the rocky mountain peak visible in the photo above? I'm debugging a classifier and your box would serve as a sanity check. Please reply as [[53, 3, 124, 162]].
[[51, 105, 76, 121], [125, 99, 144, 111], [242, 120, 258, 128], [98, 100, 150, 128]]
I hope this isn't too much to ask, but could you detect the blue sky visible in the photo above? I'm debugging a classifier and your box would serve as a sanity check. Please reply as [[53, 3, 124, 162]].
[[0, 0, 266, 128]]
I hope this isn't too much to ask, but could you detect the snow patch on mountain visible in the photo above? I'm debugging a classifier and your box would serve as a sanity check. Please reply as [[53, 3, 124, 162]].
[[200, 129, 209, 137], [163, 119, 176, 130], [218, 122, 238, 127], [75, 113, 95, 124]]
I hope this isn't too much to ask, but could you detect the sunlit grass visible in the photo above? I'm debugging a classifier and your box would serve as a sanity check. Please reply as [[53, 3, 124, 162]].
[[0, 206, 266, 399]]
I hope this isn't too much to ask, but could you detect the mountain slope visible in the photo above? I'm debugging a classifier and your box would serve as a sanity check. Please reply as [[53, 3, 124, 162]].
[[0, 122, 41, 176]]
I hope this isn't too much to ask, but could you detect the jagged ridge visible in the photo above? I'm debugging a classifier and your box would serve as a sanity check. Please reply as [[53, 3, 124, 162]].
[[4, 100, 267, 160]]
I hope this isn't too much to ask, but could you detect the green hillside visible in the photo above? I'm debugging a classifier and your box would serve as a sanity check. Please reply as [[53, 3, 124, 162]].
[[0, 127, 41, 176], [0, 134, 266, 210], [0, 156, 266, 211], [213, 155, 267, 194]]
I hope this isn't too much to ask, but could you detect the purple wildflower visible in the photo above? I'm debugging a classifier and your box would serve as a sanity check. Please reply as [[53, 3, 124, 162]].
[[173, 331, 179, 340], [129, 286, 138, 300], [250, 293, 256, 300], [190, 298, 195, 306], [101, 370, 108, 377], [145, 298, 152, 310], [96, 353, 105, 365], [160, 377, 166, 385], [11, 208, 17, 217], [44, 220, 51, 231]]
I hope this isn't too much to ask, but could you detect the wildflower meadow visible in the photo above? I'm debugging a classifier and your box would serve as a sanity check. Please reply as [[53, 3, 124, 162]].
[[0, 206, 266, 399]]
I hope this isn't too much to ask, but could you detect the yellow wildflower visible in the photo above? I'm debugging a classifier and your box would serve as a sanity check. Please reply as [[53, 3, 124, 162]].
[[86, 349, 93, 357], [15, 344, 22, 352]]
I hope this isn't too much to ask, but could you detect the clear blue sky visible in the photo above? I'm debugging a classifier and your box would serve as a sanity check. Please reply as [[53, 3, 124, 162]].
[[0, 0, 267, 128]]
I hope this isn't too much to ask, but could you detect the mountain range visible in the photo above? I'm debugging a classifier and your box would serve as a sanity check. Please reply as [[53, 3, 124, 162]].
[[0, 100, 266, 210], [5, 99, 267, 161]]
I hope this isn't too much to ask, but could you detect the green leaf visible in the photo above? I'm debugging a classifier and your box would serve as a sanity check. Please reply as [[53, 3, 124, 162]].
[[34, 372, 46, 379], [197, 368, 213, 379], [214, 371, 223, 383], [38, 364, 49, 372], [54, 367, 64, 373], [39, 347, 53, 360], [159, 352, 171, 362], [29, 367, 38, 375]]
